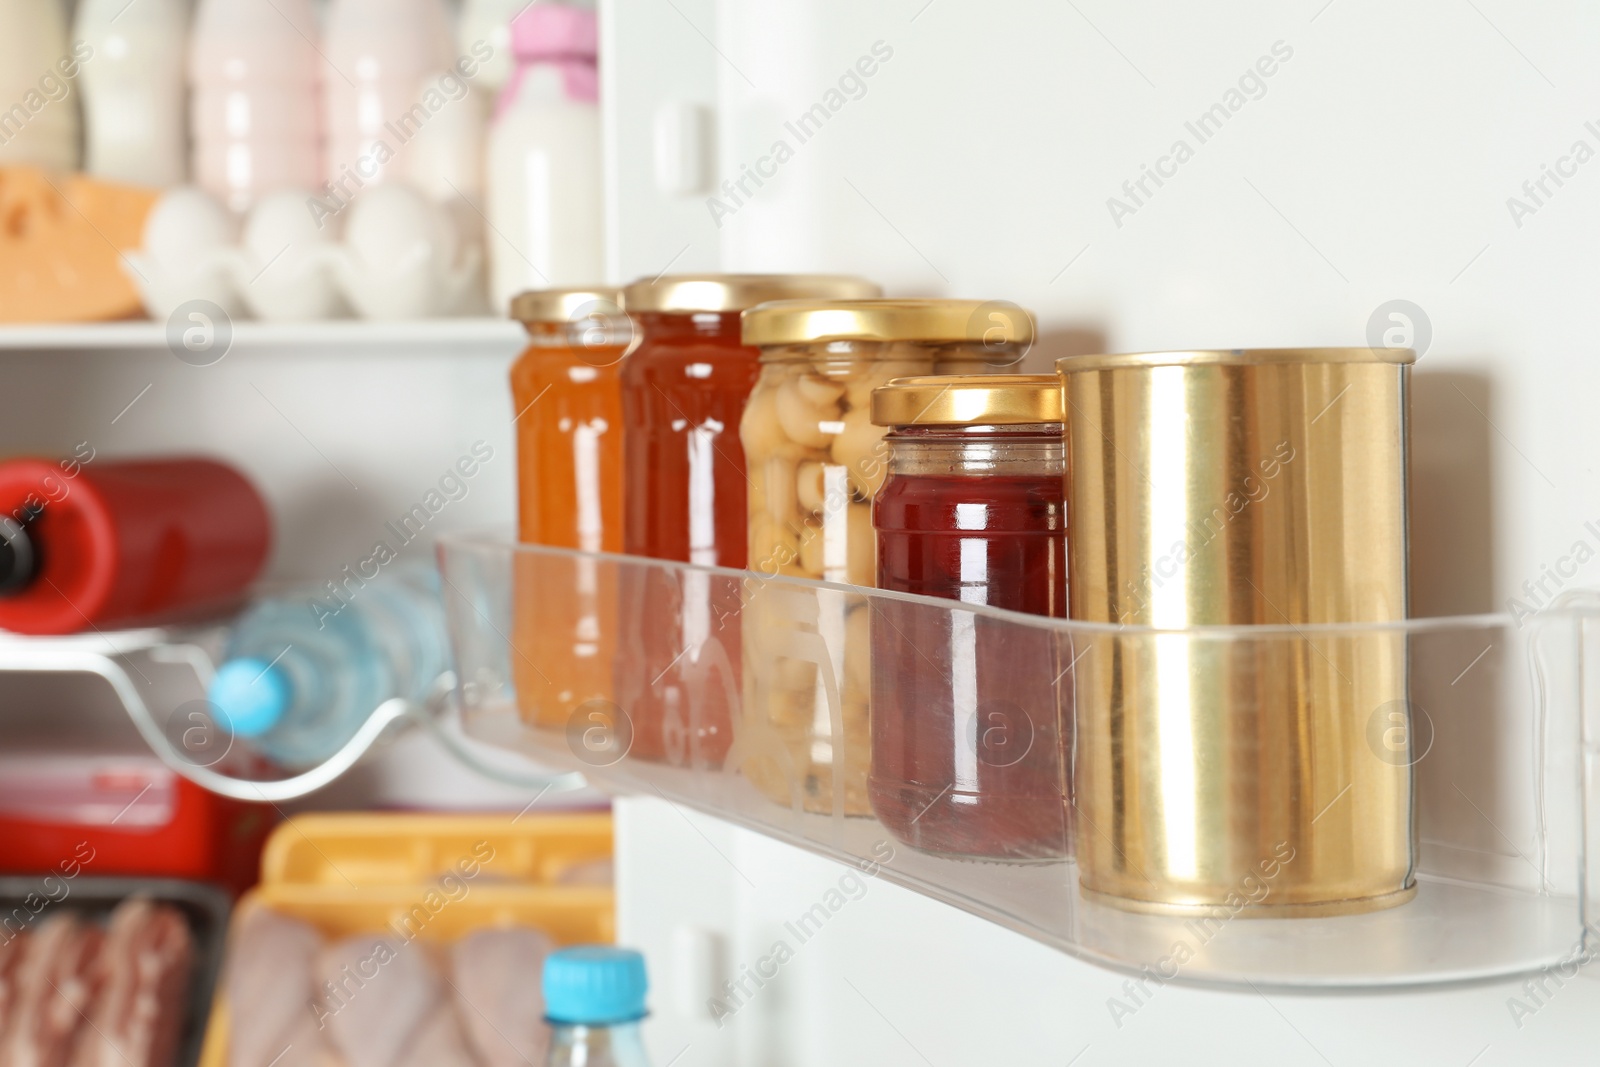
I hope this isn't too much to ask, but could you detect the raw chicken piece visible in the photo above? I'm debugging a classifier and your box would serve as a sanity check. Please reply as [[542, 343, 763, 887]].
[[0, 913, 105, 1067], [392, 1006, 477, 1067], [0, 930, 28, 1044], [554, 859, 613, 887], [267, 1008, 343, 1067], [225, 908, 323, 1067], [70, 899, 194, 1067], [448, 928, 553, 1067], [315, 937, 438, 1067]]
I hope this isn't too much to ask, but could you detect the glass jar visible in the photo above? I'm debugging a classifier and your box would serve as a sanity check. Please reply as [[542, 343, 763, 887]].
[[737, 302, 1034, 816], [867, 375, 1071, 861], [509, 288, 630, 731], [616, 275, 880, 768]]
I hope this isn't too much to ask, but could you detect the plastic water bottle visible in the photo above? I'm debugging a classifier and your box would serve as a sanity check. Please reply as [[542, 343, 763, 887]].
[[485, 4, 603, 313], [543, 947, 652, 1067], [208, 562, 449, 769], [74, 0, 189, 185], [189, 0, 322, 212]]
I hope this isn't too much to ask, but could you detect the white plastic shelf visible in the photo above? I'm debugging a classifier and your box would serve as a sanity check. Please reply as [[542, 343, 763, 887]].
[[439, 531, 1600, 990], [0, 318, 525, 355]]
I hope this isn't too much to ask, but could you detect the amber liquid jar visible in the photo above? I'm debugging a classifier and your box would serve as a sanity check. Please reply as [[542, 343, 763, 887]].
[[617, 275, 879, 767], [868, 375, 1072, 862], [737, 300, 1032, 815], [509, 289, 630, 732]]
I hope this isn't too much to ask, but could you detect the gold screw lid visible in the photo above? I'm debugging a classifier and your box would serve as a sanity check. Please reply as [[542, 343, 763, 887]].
[[1057, 347, 1419, 374], [622, 274, 881, 314], [870, 374, 1063, 427], [510, 287, 625, 325], [743, 298, 1036, 347]]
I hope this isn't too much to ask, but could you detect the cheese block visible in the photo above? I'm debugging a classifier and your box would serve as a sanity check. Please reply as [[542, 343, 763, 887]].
[[0, 167, 158, 323]]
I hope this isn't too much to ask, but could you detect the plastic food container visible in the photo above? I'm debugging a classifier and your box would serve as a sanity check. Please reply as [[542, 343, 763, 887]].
[[0, 751, 271, 895], [197, 812, 614, 1067], [866, 374, 1070, 860], [615, 274, 879, 770], [734, 300, 1034, 816], [258, 811, 614, 887], [1060, 347, 1417, 915], [509, 288, 630, 732], [0, 876, 232, 1067]]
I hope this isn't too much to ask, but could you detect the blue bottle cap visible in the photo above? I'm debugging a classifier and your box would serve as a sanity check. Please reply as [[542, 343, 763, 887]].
[[543, 946, 648, 1026], [209, 658, 291, 738]]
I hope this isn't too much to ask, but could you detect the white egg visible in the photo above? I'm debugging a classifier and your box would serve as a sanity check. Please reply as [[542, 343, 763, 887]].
[[143, 187, 237, 271], [337, 184, 460, 319], [243, 191, 335, 271], [237, 190, 344, 320], [345, 183, 457, 270]]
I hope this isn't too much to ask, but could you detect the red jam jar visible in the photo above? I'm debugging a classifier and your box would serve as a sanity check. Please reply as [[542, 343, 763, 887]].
[[617, 274, 879, 767], [868, 375, 1071, 862]]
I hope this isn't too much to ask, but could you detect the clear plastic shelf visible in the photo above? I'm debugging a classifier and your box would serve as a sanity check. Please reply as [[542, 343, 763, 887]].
[[440, 531, 1599, 989]]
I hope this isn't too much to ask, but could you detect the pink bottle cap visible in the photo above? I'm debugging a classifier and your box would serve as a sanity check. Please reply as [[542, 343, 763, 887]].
[[510, 4, 598, 60], [496, 4, 599, 115]]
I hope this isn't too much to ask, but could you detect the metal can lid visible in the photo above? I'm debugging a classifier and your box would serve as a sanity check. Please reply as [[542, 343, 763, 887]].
[[870, 374, 1063, 427], [1057, 347, 1418, 374], [509, 287, 625, 325], [743, 298, 1035, 347], [622, 274, 880, 314]]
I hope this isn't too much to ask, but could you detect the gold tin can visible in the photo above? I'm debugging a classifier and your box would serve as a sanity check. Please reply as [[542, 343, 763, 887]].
[[1058, 348, 1417, 916]]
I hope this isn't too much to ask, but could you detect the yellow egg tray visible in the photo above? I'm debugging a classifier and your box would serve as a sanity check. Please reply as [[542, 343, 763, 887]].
[[259, 811, 613, 889], [198, 813, 614, 1067]]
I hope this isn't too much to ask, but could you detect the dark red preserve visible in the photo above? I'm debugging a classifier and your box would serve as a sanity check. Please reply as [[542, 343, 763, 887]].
[[614, 274, 878, 768], [868, 375, 1072, 862]]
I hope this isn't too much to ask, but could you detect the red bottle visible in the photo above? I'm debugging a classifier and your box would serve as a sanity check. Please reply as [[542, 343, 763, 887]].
[[615, 275, 878, 767], [0, 456, 271, 635], [868, 376, 1072, 862]]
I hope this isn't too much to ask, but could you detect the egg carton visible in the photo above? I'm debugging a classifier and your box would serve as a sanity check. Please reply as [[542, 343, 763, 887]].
[[123, 183, 486, 322]]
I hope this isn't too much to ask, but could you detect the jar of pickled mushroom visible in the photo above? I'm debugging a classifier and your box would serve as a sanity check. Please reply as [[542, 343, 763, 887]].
[[616, 275, 880, 769], [868, 374, 1071, 861], [509, 288, 631, 732], [736, 301, 1035, 816]]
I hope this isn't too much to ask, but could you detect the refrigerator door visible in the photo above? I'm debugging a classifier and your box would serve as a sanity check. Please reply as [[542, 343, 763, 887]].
[[601, 0, 1600, 621], [598, 0, 723, 280], [597, 5, 1600, 1055], [618, 796, 1600, 1066]]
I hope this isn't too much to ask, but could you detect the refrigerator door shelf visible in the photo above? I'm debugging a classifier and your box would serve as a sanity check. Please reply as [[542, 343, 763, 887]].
[[440, 530, 1599, 990]]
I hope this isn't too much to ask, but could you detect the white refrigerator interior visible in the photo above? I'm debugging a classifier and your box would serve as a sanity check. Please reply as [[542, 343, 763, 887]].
[[2, 0, 1597, 1062]]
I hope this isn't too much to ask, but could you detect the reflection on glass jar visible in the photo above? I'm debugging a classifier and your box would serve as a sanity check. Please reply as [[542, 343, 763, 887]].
[[616, 275, 880, 769], [737, 302, 1034, 815], [868, 375, 1071, 861], [509, 288, 630, 732]]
